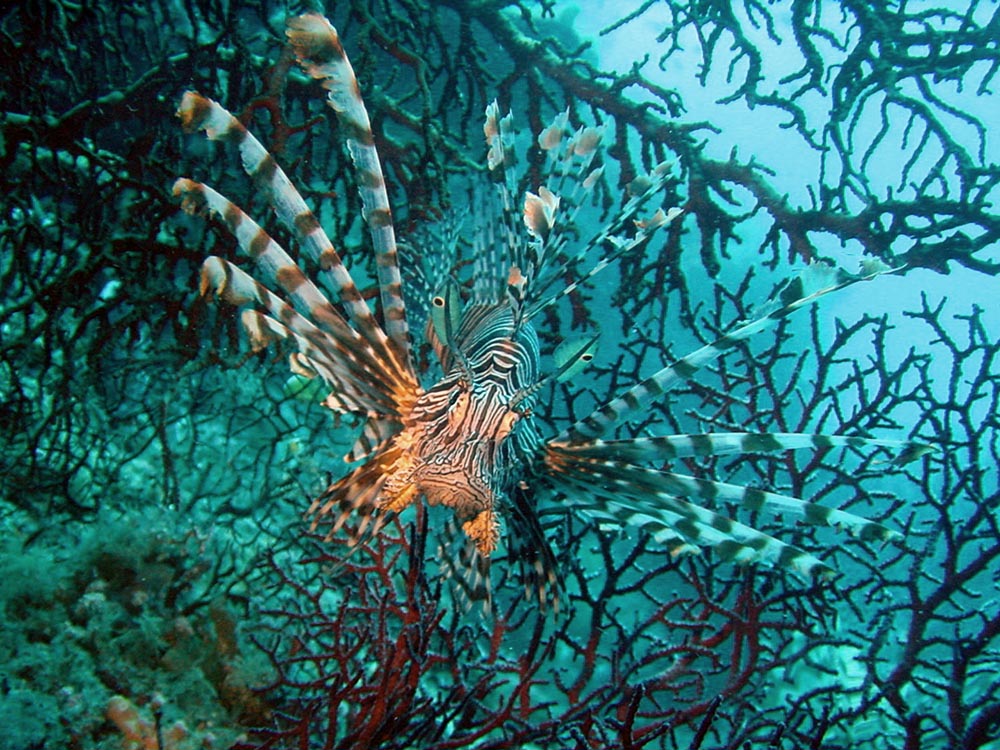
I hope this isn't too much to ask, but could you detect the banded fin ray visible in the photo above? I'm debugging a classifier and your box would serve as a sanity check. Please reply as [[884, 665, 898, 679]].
[[524, 167, 680, 324], [196, 256, 403, 417], [553, 432, 932, 465], [307, 448, 396, 545], [525, 202, 680, 325], [507, 483, 562, 611], [545, 448, 901, 544], [286, 13, 411, 367], [176, 96, 382, 340], [545, 460, 834, 579], [536, 109, 604, 217], [175, 179, 368, 353], [484, 101, 530, 296], [553, 261, 902, 445], [347, 417, 403, 464]]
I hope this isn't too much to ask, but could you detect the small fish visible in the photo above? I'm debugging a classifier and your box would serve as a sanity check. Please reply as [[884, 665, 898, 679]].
[[175, 13, 929, 611]]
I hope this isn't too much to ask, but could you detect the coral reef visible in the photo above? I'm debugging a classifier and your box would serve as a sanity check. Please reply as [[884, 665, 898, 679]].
[[1, 1, 998, 748], [0, 504, 274, 748]]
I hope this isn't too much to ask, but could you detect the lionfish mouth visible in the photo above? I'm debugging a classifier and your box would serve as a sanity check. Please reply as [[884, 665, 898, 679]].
[[417, 462, 500, 555], [419, 469, 490, 514]]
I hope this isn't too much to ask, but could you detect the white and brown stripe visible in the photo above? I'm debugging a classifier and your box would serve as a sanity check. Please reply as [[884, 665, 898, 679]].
[[286, 13, 412, 370], [176, 92, 414, 386], [554, 262, 899, 444]]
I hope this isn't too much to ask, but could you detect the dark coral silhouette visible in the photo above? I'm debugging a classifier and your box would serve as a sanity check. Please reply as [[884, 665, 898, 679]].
[[1, 1, 997, 748]]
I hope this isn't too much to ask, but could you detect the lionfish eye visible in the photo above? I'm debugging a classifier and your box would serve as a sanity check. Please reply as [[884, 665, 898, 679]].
[[432, 295, 446, 308]]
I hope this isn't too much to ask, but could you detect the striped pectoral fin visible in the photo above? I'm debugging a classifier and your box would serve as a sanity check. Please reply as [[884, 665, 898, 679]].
[[200, 256, 404, 415], [549, 432, 933, 466], [308, 451, 397, 547], [199, 256, 328, 358], [662, 468, 901, 542], [177, 93, 412, 383], [181, 178, 418, 396], [245, 313, 396, 417], [548, 446, 901, 544], [175, 178, 354, 341], [547, 465, 834, 579], [345, 417, 403, 463], [177, 93, 342, 277], [285, 13, 412, 369], [555, 260, 902, 444]]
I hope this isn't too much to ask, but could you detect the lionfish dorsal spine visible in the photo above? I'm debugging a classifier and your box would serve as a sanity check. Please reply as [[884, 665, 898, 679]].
[[286, 13, 412, 372], [175, 94, 415, 397], [523, 109, 603, 279], [523, 199, 681, 324], [484, 101, 528, 280], [513, 106, 681, 324]]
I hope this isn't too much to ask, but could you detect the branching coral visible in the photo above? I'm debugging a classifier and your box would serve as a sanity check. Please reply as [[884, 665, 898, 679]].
[[1, 1, 997, 748]]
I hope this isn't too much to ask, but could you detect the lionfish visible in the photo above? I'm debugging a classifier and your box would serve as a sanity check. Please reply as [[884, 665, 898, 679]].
[[174, 13, 926, 610]]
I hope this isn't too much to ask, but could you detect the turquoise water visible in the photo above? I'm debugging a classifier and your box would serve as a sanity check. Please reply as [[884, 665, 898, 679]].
[[1, 2, 997, 748]]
